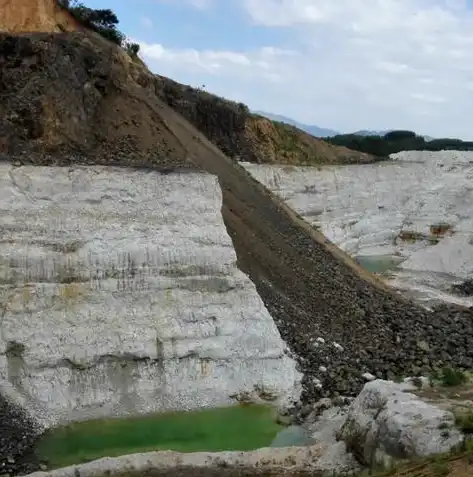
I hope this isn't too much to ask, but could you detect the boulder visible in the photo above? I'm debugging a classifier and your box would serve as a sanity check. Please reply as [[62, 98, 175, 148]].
[[307, 406, 361, 474], [338, 380, 463, 468]]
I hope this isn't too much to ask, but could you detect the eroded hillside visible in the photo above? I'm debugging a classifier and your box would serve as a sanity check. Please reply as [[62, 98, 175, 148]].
[[0, 33, 194, 169], [0, 0, 82, 33], [150, 75, 377, 165]]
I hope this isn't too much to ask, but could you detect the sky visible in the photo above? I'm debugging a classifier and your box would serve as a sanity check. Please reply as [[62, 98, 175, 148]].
[[84, 0, 473, 139]]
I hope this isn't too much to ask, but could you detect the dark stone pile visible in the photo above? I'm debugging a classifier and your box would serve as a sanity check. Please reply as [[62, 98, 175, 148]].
[[0, 394, 42, 477], [451, 278, 473, 296], [221, 167, 473, 411], [248, 253, 473, 409]]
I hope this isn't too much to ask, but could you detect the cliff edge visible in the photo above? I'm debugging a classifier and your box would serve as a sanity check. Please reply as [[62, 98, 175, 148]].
[[0, 0, 82, 33]]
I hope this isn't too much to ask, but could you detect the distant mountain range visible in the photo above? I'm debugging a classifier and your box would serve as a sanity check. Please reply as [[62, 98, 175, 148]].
[[254, 111, 434, 141], [253, 111, 339, 138]]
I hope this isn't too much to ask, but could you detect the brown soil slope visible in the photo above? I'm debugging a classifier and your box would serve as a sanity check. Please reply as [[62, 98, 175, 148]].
[[0, 0, 376, 167], [149, 74, 376, 165], [0, 0, 82, 33], [0, 33, 194, 169]]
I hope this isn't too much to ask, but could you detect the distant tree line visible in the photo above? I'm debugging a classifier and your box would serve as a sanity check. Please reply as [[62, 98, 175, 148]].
[[57, 0, 141, 58], [325, 130, 473, 157]]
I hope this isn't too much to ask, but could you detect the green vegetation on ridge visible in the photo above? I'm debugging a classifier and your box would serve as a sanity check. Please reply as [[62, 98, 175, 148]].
[[36, 405, 282, 470], [326, 130, 473, 157], [57, 0, 140, 57]]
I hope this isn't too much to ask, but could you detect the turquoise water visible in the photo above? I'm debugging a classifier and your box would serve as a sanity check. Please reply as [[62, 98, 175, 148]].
[[355, 255, 404, 274]]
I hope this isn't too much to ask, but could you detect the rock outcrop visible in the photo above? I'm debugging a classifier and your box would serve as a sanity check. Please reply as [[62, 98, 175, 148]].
[[20, 443, 352, 477], [338, 380, 463, 468], [0, 164, 301, 427], [0, 0, 82, 34]]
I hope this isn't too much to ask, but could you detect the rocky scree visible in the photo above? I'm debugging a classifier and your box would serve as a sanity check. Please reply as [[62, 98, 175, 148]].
[[0, 394, 43, 476], [218, 166, 473, 418]]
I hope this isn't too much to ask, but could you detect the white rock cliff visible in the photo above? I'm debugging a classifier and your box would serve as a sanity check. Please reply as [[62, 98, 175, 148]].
[[0, 164, 301, 427], [243, 150, 473, 307]]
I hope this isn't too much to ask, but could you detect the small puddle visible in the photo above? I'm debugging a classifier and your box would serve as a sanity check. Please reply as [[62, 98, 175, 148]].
[[354, 254, 404, 275]]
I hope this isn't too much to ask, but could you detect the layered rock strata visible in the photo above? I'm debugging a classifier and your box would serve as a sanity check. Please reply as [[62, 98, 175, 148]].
[[0, 164, 301, 428]]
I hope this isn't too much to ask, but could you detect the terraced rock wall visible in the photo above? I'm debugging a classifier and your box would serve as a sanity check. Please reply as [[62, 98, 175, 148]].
[[0, 165, 300, 429]]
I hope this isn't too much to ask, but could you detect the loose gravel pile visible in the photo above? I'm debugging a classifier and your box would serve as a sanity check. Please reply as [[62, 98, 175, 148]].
[[218, 167, 473, 415], [0, 394, 42, 476], [243, 243, 473, 412]]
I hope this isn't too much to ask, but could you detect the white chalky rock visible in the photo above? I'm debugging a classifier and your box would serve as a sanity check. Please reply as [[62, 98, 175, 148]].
[[338, 380, 463, 467], [242, 152, 473, 307], [0, 165, 301, 427], [362, 372, 376, 382], [22, 443, 356, 477], [308, 406, 361, 474], [403, 376, 431, 389]]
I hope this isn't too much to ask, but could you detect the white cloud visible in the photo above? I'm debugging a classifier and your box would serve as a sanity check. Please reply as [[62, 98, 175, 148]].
[[140, 41, 297, 81], [139, 0, 473, 138]]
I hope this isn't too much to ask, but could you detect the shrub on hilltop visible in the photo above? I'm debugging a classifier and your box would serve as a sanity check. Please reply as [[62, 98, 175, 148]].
[[57, 0, 140, 58]]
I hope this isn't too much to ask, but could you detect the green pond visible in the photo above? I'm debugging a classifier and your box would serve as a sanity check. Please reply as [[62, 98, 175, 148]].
[[355, 254, 404, 274], [36, 404, 283, 469]]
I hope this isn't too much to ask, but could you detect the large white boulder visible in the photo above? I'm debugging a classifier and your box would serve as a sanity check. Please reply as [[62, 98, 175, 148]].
[[338, 380, 463, 467], [0, 164, 301, 427]]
